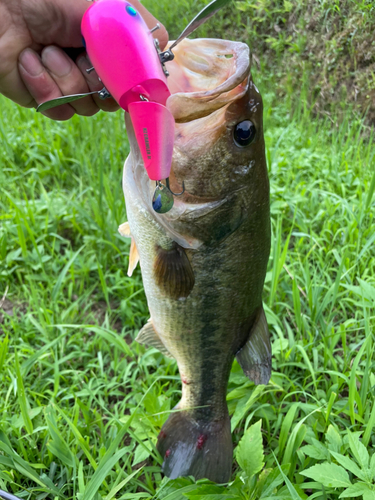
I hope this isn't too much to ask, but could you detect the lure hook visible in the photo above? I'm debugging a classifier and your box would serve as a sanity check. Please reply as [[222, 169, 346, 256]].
[[152, 179, 185, 214], [166, 178, 185, 196]]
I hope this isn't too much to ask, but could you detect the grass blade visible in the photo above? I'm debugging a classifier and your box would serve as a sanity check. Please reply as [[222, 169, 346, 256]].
[[14, 351, 33, 435], [51, 245, 85, 301]]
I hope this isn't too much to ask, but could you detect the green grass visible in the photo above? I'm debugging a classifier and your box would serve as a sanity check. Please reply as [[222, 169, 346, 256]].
[[0, 28, 375, 500]]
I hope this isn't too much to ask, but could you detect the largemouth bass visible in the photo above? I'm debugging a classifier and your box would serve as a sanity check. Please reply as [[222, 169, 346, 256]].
[[119, 38, 271, 483]]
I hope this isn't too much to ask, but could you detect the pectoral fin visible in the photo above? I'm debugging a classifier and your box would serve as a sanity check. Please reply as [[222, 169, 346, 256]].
[[118, 221, 131, 237], [236, 306, 271, 385], [154, 244, 195, 299], [136, 319, 174, 358], [128, 238, 140, 277]]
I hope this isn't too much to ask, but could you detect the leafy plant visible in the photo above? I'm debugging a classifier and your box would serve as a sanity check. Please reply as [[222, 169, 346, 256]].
[[301, 429, 375, 499]]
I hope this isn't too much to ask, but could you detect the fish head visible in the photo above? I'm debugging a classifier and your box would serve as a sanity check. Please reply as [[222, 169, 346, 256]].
[[125, 38, 268, 248], [166, 39, 265, 201]]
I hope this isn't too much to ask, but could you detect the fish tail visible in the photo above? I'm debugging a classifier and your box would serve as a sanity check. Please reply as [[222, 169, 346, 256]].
[[157, 408, 232, 483]]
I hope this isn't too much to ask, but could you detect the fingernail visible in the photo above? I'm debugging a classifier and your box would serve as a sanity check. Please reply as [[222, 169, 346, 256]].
[[77, 55, 97, 76], [19, 49, 44, 77], [77, 55, 89, 69], [77, 55, 93, 75], [42, 46, 72, 77]]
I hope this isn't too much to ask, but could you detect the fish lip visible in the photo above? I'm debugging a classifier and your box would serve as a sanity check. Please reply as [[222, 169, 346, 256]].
[[166, 38, 251, 123], [161, 184, 248, 225]]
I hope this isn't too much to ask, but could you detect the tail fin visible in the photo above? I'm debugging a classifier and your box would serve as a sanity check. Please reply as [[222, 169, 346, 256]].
[[157, 409, 233, 483]]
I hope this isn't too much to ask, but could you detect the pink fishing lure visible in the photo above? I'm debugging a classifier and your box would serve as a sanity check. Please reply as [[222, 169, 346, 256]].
[[81, 0, 175, 182]]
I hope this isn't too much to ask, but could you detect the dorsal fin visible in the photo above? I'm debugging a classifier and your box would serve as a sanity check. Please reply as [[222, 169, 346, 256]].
[[136, 319, 174, 358], [236, 306, 271, 385]]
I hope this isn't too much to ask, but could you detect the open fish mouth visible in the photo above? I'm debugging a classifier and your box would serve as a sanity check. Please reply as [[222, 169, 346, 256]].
[[166, 38, 251, 123]]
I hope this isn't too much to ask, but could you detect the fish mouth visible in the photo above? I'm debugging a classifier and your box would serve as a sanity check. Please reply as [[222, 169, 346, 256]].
[[166, 38, 251, 123]]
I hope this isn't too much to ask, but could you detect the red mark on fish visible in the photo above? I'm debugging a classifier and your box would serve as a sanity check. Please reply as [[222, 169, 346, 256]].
[[181, 374, 191, 384], [165, 449, 171, 458], [197, 434, 207, 450]]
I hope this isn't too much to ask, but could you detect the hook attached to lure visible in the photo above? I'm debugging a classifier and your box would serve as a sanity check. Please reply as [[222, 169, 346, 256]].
[[152, 179, 185, 214], [37, 0, 232, 213]]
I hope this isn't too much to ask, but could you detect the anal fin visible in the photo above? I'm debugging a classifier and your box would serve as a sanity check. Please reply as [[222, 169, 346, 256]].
[[136, 319, 174, 358], [236, 306, 271, 385]]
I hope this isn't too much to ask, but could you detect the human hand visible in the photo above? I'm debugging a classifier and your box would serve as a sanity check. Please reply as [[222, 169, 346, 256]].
[[0, 0, 168, 120]]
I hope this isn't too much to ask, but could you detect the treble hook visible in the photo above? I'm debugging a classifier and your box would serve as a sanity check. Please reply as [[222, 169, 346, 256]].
[[166, 178, 185, 196]]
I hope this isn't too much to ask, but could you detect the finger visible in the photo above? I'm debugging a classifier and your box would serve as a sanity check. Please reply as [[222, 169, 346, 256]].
[[41, 46, 99, 117], [0, 27, 41, 108], [18, 48, 75, 120], [0, 64, 36, 109], [76, 54, 119, 113]]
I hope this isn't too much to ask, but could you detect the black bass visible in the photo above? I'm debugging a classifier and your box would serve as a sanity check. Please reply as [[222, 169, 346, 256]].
[[119, 38, 271, 483]]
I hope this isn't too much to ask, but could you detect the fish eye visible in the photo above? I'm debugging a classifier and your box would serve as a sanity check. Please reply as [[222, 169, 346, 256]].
[[233, 120, 256, 147]]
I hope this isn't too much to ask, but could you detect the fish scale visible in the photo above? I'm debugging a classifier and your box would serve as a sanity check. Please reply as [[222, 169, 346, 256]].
[[121, 38, 271, 483]]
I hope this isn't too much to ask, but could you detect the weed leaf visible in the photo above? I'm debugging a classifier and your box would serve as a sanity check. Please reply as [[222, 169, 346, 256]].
[[301, 441, 328, 460], [235, 419, 264, 477], [300, 463, 351, 488], [347, 431, 369, 470], [132, 443, 151, 466], [330, 451, 365, 481], [326, 425, 343, 453], [339, 482, 372, 498]]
